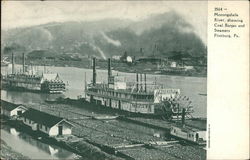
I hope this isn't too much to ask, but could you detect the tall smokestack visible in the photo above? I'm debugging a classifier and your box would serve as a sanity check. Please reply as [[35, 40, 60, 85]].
[[31, 64, 34, 75], [43, 64, 46, 73], [136, 73, 139, 92], [22, 53, 25, 73], [108, 58, 111, 82], [181, 108, 186, 126], [140, 48, 143, 56], [12, 53, 14, 74], [144, 73, 147, 92], [92, 58, 96, 85]]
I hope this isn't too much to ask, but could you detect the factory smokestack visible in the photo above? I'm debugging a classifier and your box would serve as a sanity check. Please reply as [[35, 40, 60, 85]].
[[108, 58, 111, 81], [22, 53, 25, 73], [140, 48, 143, 56], [12, 53, 14, 74], [92, 58, 96, 85]]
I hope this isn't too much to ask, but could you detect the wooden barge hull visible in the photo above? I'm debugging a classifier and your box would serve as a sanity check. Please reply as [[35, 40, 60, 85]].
[[45, 98, 191, 119]]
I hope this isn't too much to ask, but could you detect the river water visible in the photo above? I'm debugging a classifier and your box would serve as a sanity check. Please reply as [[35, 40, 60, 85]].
[[1, 125, 76, 159], [1, 65, 207, 117]]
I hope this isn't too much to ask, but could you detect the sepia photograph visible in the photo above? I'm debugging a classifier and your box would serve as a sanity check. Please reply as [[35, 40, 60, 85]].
[[1, 1, 208, 160]]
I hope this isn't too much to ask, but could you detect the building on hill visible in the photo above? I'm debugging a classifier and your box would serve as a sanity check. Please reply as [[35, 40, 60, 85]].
[[120, 51, 133, 63], [136, 57, 164, 64], [168, 53, 193, 62], [1, 100, 27, 118], [112, 55, 122, 61], [21, 108, 74, 136], [126, 56, 133, 63]]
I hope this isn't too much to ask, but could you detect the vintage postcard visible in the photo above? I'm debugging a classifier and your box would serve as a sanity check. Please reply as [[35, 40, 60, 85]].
[[1, 1, 249, 160]]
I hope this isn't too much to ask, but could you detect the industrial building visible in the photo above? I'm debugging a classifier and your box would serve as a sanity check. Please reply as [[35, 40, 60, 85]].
[[21, 108, 74, 136], [1, 100, 27, 118]]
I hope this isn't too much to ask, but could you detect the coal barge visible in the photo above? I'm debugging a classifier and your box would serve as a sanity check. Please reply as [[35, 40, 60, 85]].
[[83, 58, 194, 119], [1, 53, 66, 94]]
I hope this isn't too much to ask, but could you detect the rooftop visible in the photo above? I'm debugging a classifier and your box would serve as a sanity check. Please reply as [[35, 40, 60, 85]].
[[21, 108, 64, 127], [1, 100, 20, 111]]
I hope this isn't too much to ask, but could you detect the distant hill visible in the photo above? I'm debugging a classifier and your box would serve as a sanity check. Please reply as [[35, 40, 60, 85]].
[[1, 11, 206, 60]]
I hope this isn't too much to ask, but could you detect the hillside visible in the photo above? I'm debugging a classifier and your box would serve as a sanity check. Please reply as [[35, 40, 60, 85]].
[[1, 11, 207, 60]]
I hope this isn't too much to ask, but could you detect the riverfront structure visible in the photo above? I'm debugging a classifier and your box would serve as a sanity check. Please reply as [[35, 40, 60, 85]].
[[21, 108, 74, 136], [1, 100, 27, 118]]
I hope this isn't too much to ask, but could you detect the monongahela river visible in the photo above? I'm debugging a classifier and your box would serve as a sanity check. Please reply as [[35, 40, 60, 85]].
[[1, 65, 206, 118]]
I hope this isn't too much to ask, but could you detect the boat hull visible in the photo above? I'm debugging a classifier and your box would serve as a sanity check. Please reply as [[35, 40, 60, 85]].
[[45, 98, 190, 119], [1, 75, 65, 94], [1, 84, 64, 94]]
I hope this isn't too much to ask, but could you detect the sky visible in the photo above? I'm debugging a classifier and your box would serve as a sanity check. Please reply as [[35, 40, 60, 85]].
[[1, 1, 207, 44]]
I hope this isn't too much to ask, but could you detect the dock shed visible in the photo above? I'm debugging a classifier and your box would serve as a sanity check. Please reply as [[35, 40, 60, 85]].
[[21, 108, 74, 136], [1, 100, 27, 118]]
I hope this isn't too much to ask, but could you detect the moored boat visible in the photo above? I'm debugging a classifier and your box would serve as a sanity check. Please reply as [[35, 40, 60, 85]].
[[1, 53, 66, 94], [170, 109, 206, 145], [85, 58, 194, 119]]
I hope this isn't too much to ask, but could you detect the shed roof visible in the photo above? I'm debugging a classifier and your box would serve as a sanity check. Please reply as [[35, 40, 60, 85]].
[[21, 108, 63, 127], [1, 100, 20, 111]]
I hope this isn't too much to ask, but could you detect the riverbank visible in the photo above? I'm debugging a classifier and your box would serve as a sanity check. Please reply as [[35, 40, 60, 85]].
[[14, 58, 207, 78], [0, 139, 30, 160]]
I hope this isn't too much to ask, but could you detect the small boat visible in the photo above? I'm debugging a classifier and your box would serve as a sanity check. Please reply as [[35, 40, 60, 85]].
[[92, 116, 119, 120], [170, 124, 206, 145], [170, 109, 206, 145], [198, 93, 207, 96], [154, 71, 161, 74]]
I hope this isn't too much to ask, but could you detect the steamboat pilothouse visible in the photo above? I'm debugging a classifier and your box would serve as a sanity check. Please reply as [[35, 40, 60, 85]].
[[85, 58, 194, 119]]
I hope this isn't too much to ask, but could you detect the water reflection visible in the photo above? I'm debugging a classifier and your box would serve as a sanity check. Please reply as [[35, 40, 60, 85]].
[[1, 125, 76, 159], [10, 128, 20, 136], [49, 145, 59, 156]]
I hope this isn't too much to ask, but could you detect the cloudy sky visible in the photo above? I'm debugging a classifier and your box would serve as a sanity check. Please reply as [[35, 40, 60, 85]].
[[1, 1, 207, 43]]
